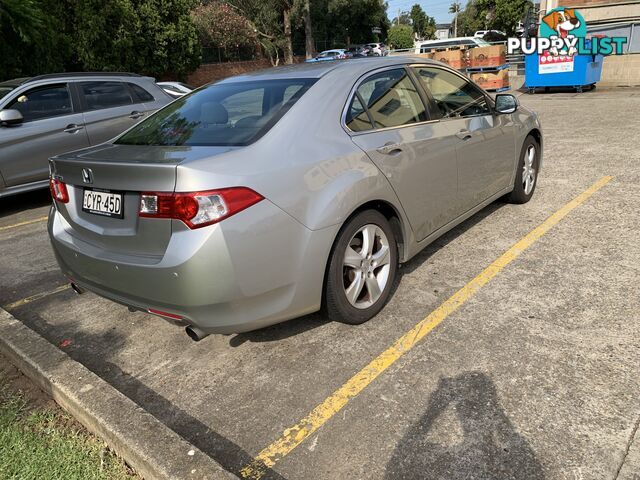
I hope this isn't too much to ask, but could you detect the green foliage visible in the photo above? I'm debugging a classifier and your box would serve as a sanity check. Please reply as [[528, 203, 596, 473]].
[[0, 0, 200, 81], [457, 0, 532, 36], [0, 0, 74, 79], [409, 4, 436, 40], [0, 386, 132, 479], [387, 24, 414, 50]]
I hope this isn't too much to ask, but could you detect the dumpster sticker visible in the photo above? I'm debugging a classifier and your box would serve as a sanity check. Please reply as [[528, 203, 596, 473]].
[[507, 7, 627, 57], [538, 52, 573, 74]]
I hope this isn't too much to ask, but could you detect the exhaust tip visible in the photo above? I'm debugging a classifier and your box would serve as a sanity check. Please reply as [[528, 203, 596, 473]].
[[70, 282, 85, 295], [185, 325, 210, 342]]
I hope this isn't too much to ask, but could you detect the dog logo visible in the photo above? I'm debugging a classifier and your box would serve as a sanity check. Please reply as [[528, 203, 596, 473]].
[[542, 9, 581, 39], [81, 168, 93, 184], [540, 7, 586, 56]]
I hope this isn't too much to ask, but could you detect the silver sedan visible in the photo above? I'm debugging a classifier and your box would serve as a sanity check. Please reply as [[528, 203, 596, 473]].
[[48, 57, 542, 340]]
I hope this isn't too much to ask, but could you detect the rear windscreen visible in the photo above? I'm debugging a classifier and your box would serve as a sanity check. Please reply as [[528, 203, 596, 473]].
[[116, 78, 315, 147]]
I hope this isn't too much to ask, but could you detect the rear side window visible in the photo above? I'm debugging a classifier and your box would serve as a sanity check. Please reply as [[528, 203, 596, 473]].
[[347, 68, 427, 131], [5, 84, 72, 122], [345, 95, 372, 132], [116, 78, 315, 147], [128, 83, 155, 102], [80, 81, 132, 111]]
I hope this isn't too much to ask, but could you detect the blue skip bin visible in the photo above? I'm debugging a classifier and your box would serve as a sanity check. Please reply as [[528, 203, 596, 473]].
[[524, 50, 604, 93]]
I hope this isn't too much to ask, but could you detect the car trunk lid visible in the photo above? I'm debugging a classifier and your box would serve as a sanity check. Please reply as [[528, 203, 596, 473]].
[[50, 144, 235, 259]]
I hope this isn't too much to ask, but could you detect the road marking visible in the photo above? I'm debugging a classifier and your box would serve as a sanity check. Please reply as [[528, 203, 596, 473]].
[[4, 284, 71, 310], [240, 175, 614, 479], [0, 216, 48, 232]]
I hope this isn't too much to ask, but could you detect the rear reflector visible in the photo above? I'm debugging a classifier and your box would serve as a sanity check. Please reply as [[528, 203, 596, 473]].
[[148, 308, 183, 320], [49, 177, 69, 203], [139, 187, 263, 229]]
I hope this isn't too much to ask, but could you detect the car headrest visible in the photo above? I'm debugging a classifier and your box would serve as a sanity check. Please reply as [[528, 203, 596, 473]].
[[201, 102, 228, 125]]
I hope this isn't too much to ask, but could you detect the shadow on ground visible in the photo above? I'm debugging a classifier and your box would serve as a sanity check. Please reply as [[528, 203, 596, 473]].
[[384, 371, 545, 480], [0, 189, 51, 218]]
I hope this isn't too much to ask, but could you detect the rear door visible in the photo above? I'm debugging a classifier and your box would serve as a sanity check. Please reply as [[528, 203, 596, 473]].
[[347, 67, 459, 241], [0, 82, 89, 187], [78, 81, 147, 145], [411, 65, 514, 214]]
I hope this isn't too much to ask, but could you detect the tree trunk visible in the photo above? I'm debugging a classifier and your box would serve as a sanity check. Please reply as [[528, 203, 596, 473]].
[[283, 7, 294, 64], [454, 14, 458, 37], [303, 0, 314, 59]]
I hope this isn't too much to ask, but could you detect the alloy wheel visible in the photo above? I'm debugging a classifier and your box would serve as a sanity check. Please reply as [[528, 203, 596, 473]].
[[342, 224, 391, 309], [523, 145, 537, 195]]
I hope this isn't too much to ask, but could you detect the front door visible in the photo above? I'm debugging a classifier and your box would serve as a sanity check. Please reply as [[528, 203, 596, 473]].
[[347, 68, 459, 242], [0, 83, 89, 187], [411, 66, 515, 214]]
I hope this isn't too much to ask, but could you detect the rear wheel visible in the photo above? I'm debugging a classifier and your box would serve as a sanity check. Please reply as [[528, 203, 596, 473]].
[[506, 135, 539, 204], [324, 210, 398, 325]]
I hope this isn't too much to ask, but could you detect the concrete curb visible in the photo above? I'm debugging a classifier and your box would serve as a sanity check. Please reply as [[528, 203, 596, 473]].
[[0, 308, 237, 480]]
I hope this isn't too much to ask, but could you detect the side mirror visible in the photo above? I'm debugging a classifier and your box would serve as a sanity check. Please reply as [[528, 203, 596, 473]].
[[494, 94, 518, 114], [0, 109, 24, 127]]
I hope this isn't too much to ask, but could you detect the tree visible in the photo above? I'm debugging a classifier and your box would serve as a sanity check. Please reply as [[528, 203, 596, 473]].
[[409, 4, 436, 40], [387, 24, 413, 50], [449, 1, 461, 37], [302, 0, 314, 59], [191, 2, 257, 52], [456, 0, 532, 36]]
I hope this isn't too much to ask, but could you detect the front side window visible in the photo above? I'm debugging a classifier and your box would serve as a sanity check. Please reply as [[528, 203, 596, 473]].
[[5, 84, 72, 122], [351, 68, 427, 131], [80, 81, 133, 111], [116, 78, 315, 147], [412, 66, 491, 118]]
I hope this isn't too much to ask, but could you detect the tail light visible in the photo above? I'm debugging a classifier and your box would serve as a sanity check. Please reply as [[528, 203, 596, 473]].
[[139, 187, 263, 229], [49, 177, 69, 203]]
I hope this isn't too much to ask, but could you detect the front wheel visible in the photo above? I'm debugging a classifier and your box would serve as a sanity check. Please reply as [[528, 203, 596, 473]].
[[324, 210, 398, 325], [506, 135, 540, 204]]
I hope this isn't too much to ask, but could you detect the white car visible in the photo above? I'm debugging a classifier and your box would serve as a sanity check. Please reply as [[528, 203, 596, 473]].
[[474, 30, 506, 38], [415, 37, 491, 54], [366, 43, 386, 56], [157, 81, 194, 98]]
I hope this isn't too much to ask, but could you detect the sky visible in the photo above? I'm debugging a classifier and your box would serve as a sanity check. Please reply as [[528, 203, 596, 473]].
[[385, 0, 459, 25]]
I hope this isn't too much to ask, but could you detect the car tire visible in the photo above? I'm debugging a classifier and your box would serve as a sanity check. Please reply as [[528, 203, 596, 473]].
[[506, 135, 540, 204], [324, 210, 398, 325]]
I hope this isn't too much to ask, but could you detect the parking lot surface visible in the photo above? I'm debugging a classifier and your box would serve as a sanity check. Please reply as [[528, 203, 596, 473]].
[[1, 88, 639, 479]]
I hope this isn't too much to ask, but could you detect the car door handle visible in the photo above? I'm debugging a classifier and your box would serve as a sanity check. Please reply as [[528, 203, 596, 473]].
[[129, 111, 145, 119], [63, 124, 84, 134], [456, 129, 473, 141], [376, 143, 403, 155]]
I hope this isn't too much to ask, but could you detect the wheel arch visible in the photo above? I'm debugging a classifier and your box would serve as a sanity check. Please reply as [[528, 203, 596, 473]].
[[320, 199, 408, 312]]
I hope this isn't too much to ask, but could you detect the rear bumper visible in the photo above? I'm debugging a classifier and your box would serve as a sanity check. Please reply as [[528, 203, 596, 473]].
[[48, 201, 339, 334]]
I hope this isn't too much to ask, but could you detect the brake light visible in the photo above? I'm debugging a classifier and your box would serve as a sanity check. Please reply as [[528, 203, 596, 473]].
[[49, 177, 69, 203], [148, 308, 183, 320], [139, 187, 263, 229]]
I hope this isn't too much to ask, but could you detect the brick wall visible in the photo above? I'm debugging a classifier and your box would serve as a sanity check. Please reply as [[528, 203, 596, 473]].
[[187, 57, 306, 86], [187, 59, 273, 86]]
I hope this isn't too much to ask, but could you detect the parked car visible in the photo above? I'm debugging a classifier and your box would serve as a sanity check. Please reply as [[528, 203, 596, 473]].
[[0, 73, 171, 198], [157, 81, 194, 98], [415, 37, 491, 54], [366, 43, 387, 56], [306, 49, 348, 62], [48, 57, 542, 340], [474, 30, 506, 38]]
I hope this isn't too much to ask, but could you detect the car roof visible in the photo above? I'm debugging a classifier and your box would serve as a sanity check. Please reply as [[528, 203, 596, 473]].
[[0, 72, 152, 87], [215, 56, 441, 84]]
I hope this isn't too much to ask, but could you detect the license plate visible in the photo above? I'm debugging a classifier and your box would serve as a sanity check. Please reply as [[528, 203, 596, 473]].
[[82, 189, 124, 218]]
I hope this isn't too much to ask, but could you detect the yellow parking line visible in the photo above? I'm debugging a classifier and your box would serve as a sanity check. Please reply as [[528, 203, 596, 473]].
[[240, 175, 614, 479], [4, 284, 71, 310], [0, 216, 48, 232]]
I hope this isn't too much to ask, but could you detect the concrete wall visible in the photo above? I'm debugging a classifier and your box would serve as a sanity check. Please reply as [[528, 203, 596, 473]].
[[599, 53, 640, 86]]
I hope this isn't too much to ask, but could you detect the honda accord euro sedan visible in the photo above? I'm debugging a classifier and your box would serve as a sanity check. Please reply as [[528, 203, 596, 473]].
[[48, 57, 542, 340]]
